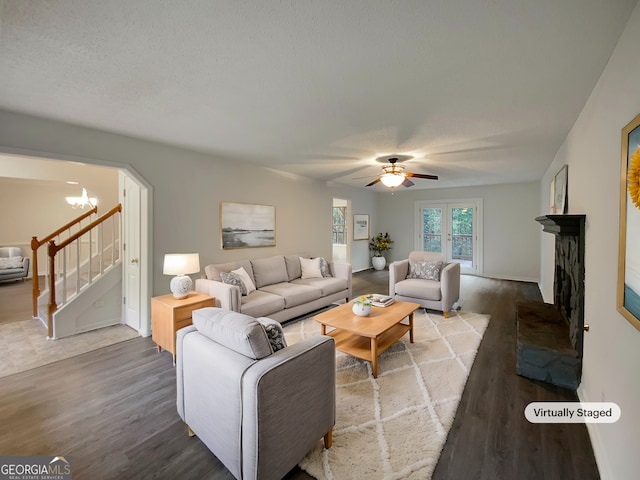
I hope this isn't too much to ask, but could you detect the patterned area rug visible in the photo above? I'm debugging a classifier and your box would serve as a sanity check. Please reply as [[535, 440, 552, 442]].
[[283, 309, 490, 480]]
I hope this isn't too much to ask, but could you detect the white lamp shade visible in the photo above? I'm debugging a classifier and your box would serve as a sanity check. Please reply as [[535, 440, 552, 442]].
[[163, 253, 200, 275], [380, 173, 406, 187]]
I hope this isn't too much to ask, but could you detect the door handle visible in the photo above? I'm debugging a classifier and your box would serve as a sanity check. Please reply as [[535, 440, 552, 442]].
[[130, 258, 139, 264]]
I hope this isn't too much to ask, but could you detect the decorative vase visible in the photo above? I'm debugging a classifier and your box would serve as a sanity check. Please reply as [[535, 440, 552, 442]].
[[352, 303, 371, 317], [372, 256, 386, 271]]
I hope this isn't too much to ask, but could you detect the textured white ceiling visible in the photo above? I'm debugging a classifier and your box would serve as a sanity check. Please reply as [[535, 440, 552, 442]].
[[0, 0, 636, 189]]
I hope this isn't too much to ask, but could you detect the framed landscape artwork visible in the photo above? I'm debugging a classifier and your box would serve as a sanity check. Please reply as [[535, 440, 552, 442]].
[[220, 202, 276, 249], [617, 113, 640, 331], [353, 214, 369, 240]]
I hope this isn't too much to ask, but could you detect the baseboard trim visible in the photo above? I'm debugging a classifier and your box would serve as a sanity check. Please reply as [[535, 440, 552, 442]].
[[476, 273, 539, 283], [578, 385, 607, 479]]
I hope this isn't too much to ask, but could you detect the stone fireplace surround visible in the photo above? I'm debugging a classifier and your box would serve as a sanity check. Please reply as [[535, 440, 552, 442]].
[[516, 214, 586, 390]]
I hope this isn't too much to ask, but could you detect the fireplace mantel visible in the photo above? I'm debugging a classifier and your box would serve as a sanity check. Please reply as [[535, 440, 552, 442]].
[[535, 214, 585, 236]]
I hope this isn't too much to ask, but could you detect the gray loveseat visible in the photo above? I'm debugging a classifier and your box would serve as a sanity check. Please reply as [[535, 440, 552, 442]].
[[195, 254, 352, 323], [0, 247, 30, 282], [177, 307, 335, 480]]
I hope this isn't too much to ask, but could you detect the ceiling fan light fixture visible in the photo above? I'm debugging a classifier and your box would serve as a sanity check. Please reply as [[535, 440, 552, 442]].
[[380, 173, 406, 187]]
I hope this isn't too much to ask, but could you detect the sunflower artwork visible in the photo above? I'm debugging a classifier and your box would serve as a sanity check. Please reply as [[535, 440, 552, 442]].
[[618, 113, 640, 331], [628, 146, 640, 211]]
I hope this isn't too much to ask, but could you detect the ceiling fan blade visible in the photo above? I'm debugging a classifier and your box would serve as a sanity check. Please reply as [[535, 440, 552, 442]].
[[402, 178, 415, 187], [406, 172, 439, 180], [365, 178, 382, 187]]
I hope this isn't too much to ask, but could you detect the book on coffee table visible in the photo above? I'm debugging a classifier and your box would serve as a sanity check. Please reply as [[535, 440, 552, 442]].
[[367, 294, 395, 307]]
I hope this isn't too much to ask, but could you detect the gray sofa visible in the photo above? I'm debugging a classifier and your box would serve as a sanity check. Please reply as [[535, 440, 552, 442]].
[[0, 247, 30, 282], [177, 307, 335, 480], [195, 254, 352, 323]]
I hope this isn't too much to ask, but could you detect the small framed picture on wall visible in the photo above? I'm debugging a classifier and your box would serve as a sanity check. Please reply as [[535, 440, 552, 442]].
[[353, 214, 369, 240]]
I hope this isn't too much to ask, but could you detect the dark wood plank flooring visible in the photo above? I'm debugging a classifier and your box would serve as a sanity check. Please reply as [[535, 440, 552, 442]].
[[0, 271, 599, 479]]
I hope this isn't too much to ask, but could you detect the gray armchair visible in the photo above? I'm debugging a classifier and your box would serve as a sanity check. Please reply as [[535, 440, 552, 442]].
[[0, 247, 30, 282], [176, 307, 335, 480], [389, 251, 460, 318]]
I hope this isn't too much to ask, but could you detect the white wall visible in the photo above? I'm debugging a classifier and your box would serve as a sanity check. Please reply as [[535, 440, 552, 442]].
[[539, 3, 640, 479], [377, 182, 540, 282], [0, 110, 378, 294]]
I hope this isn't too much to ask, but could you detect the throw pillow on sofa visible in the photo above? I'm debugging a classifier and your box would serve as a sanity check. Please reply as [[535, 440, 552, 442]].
[[0, 256, 23, 269], [318, 257, 333, 277], [220, 271, 247, 295], [408, 260, 443, 281], [300, 257, 323, 279], [232, 266, 256, 294]]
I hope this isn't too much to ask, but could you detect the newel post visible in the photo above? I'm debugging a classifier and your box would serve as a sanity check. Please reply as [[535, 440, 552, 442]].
[[47, 240, 58, 338], [31, 236, 40, 318]]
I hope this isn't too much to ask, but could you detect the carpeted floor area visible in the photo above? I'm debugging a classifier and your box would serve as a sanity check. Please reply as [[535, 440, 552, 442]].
[[0, 318, 138, 378], [0, 278, 139, 378]]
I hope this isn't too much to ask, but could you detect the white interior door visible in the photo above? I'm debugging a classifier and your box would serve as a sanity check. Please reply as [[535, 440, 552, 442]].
[[120, 172, 141, 332], [416, 200, 482, 275]]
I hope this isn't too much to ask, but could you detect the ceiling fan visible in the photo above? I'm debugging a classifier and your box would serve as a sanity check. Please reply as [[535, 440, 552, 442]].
[[364, 156, 438, 188]]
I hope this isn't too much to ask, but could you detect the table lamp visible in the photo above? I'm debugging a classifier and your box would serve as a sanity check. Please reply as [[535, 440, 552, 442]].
[[163, 253, 200, 299]]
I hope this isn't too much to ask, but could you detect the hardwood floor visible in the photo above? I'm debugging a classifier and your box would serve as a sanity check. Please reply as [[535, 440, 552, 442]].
[[0, 271, 599, 479]]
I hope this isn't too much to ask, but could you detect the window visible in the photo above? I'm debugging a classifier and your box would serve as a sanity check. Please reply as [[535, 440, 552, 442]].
[[332, 206, 346, 244]]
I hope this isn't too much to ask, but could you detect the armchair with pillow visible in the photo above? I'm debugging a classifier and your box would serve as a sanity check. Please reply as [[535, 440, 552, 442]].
[[389, 251, 460, 318]]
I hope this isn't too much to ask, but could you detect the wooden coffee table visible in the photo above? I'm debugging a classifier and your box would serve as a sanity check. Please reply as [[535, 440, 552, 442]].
[[314, 300, 420, 378]]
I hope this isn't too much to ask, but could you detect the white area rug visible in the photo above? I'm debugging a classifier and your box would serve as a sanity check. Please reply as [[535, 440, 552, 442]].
[[283, 309, 490, 480]]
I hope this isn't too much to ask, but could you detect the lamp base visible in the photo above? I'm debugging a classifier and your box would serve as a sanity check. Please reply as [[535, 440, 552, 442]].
[[170, 275, 193, 299]]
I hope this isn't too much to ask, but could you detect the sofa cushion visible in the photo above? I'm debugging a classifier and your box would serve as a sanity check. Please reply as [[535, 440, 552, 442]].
[[284, 254, 309, 281], [0, 256, 23, 269], [408, 260, 443, 281], [300, 257, 323, 279], [192, 307, 273, 359], [259, 282, 322, 308], [395, 278, 442, 301], [291, 277, 348, 296], [256, 317, 287, 352], [251, 256, 288, 288], [220, 271, 247, 295], [241, 290, 286, 318]]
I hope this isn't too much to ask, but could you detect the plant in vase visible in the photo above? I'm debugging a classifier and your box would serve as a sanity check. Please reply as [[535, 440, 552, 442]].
[[352, 295, 372, 316], [369, 232, 393, 270]]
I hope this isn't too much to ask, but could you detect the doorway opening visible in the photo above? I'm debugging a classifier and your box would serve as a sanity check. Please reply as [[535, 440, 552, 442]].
[[332, 198, 350, 264], [0, 152, 151, 337]]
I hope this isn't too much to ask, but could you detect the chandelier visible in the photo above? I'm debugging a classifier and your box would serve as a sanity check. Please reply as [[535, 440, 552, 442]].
[[65, 187, 98, 209]]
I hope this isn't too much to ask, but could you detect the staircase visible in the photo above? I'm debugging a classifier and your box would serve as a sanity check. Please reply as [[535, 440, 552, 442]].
[[32, 205, 124, 339]]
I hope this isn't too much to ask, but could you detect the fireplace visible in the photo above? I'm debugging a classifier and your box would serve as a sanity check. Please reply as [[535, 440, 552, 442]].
[[515, 214, 586, 389]]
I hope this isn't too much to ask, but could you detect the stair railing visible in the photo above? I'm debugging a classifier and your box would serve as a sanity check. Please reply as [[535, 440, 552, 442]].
[[31, 206, 98, 317], [46, 204, 122, 338]]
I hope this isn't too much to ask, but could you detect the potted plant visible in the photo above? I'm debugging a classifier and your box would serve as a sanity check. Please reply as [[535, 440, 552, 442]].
[[352, 295, 372, 316], [369, 232, 393, 270]]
